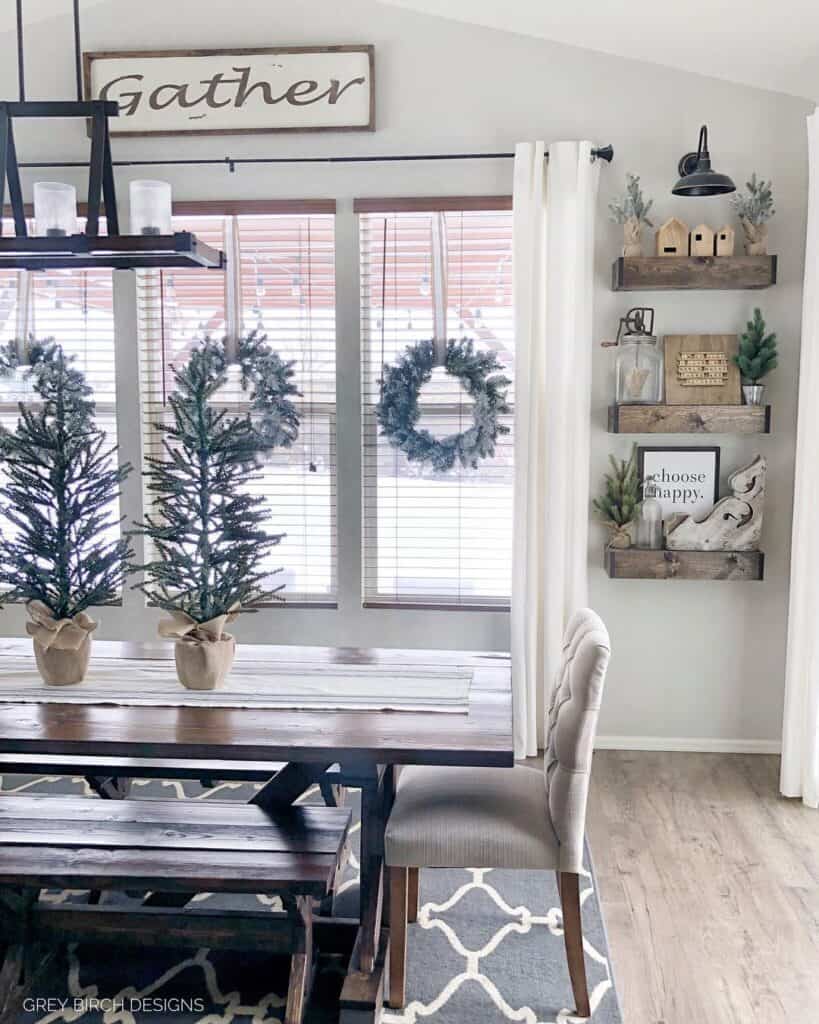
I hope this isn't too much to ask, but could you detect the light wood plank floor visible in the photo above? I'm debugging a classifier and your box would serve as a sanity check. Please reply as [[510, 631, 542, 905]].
[[585, 751, 819, 1024]]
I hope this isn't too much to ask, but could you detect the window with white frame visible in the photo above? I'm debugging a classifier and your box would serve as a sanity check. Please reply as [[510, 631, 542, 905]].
[[136, 205, 337, 605], [359, 201, 514, 609]]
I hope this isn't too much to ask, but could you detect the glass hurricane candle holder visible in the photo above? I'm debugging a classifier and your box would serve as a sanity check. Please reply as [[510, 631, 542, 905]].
[[33, 182, 77, 237], [130, 180, 172, 236]]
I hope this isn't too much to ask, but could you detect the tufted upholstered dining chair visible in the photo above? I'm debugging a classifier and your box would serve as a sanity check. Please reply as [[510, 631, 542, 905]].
[[384, 608, 611, 1018]]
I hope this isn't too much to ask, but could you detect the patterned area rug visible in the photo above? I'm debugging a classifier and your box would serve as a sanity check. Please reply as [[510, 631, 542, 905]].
[[0, 774, 622, 1024]]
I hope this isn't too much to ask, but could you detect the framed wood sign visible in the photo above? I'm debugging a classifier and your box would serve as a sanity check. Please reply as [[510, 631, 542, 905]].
[[83, 46, 375, 137], [663, 334, 741, 406], [637, 445, 720, 520]]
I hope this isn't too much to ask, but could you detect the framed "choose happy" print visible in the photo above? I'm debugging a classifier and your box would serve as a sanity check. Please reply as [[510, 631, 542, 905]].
[[637, 446, 720, 520]]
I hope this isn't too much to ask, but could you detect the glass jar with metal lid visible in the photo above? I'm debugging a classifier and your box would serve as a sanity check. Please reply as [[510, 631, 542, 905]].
[[611, 307, 663, 405]]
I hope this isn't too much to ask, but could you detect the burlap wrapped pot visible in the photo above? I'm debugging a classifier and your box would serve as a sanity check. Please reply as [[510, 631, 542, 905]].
[[158, 605, 239, 690], [740, 217, 768, 256], [27, 600, 98, 686], [623, 216, 643, 258]]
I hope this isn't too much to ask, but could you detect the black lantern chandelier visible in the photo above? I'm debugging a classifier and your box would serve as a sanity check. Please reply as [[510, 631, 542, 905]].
[[0, 0, 224, 270]]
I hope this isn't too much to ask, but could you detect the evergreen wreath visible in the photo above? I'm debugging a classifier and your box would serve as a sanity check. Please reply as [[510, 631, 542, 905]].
[[131, 337, 284, 623], [0, 342, 133, 617], [0, 341, 20, 378], [377, 338, 511, 471], [0, 338, 53, 378], [234, 330, 300, 451]]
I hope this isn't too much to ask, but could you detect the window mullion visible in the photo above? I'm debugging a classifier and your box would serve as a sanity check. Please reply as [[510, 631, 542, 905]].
[[224, 215, 243, 354]]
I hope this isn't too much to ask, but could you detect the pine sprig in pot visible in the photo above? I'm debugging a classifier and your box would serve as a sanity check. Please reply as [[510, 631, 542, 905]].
[[593, 445, 639, 548], [131, 337, 284, 690], [730, 173, 775, 255], [735, 308, 777, 405], [0, 343, 133, 685], [609, 173, 654, 258], [608, 173, 654, 227]]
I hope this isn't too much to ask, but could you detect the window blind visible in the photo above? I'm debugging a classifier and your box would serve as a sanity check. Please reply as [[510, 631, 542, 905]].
[[0, 218, 121, 576], [359, 203, 514, 609], [136, 208, 337, 605], [0, 221, 116, 410]]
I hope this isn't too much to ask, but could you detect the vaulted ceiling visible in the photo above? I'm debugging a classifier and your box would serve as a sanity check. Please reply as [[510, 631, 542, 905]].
[[3, 0, 817, 102], [376, 0, 819, 101]]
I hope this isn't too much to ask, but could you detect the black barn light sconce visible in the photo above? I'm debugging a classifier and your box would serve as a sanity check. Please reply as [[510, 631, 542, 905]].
[[0, 0, 224, 271], [672, 124, 736, 197]]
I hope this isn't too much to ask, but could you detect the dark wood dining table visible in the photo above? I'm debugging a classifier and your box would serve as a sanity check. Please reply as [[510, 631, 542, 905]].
[[0, 640, 514, 1023]]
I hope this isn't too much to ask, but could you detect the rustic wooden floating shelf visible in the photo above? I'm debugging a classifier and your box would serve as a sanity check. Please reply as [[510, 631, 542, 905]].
[[608, 404, 771, 434], [612, 255, 777, 291], [606, 547, 764, 581]]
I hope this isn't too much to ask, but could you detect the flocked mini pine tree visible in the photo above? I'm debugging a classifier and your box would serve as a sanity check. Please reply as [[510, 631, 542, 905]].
[[131, 337, 283, 689], [0, 343, 132, 684]]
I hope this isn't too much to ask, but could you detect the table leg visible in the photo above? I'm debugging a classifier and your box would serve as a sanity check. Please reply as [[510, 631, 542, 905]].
[[85, 776, 132, 904], [253, 762, 333, 811], [337, 762, 394, 1023], [358, 776, 383, 972], [338, 928, 388, 1024], [85, 775, 132, 800]]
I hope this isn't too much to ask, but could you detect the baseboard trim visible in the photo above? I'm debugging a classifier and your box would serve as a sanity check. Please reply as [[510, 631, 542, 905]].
[[595, 735, 781, 754]]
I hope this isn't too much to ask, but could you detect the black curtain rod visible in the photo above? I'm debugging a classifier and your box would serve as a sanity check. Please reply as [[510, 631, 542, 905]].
[[17, 145, 614, 173]]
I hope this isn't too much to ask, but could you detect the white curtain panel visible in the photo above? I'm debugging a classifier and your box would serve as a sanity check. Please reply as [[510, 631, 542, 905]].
[[510, 141, 600, 759], [781, 109, 819, 808]]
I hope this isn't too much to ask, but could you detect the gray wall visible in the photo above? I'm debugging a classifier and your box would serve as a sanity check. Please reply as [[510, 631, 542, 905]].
[[0, 0, 811, 748]]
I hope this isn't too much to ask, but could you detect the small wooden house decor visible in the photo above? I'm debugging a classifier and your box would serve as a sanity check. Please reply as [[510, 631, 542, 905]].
[[689, 224, 715, 257], [715, 225, 735, 256], [655, 217, 689, 257]]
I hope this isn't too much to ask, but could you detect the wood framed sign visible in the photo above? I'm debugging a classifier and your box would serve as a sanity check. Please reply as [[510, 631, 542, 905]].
[[83, 46, 375, 137], [637, 445, 720, 521], [663, 333, 741, 406]]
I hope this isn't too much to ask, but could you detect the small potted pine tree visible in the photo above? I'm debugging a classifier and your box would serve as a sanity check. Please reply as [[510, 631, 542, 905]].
[[609, 173, 654, 258], [593, 445, 640, 549], [132, 338, 284, 690], [730, 174, 775, 255], [735, 308, 778, 406], [0, 344, 132, 685]]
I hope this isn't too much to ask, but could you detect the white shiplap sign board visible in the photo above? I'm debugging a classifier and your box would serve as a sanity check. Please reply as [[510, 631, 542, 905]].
[[84, 46, 375, 136]]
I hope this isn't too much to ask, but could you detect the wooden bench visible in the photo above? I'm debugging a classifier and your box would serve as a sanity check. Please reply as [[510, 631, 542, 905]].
[[0, 794, 351, 1024]]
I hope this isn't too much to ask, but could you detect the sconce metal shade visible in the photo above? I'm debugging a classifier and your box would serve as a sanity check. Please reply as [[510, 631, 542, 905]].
[[672, 125, 736, 197]]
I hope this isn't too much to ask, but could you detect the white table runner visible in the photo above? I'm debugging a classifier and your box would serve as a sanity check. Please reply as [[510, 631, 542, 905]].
[[0, 656, 472, 713]]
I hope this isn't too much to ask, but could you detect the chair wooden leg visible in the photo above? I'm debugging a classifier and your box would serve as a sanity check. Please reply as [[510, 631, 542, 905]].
[[559, 871, 591, 1018], [387, 866, 408, 1009], [407, 867, 420, 923]]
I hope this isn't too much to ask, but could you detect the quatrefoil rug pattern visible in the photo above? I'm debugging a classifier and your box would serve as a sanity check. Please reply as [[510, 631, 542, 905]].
[[1, 775, 622, 1024]]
